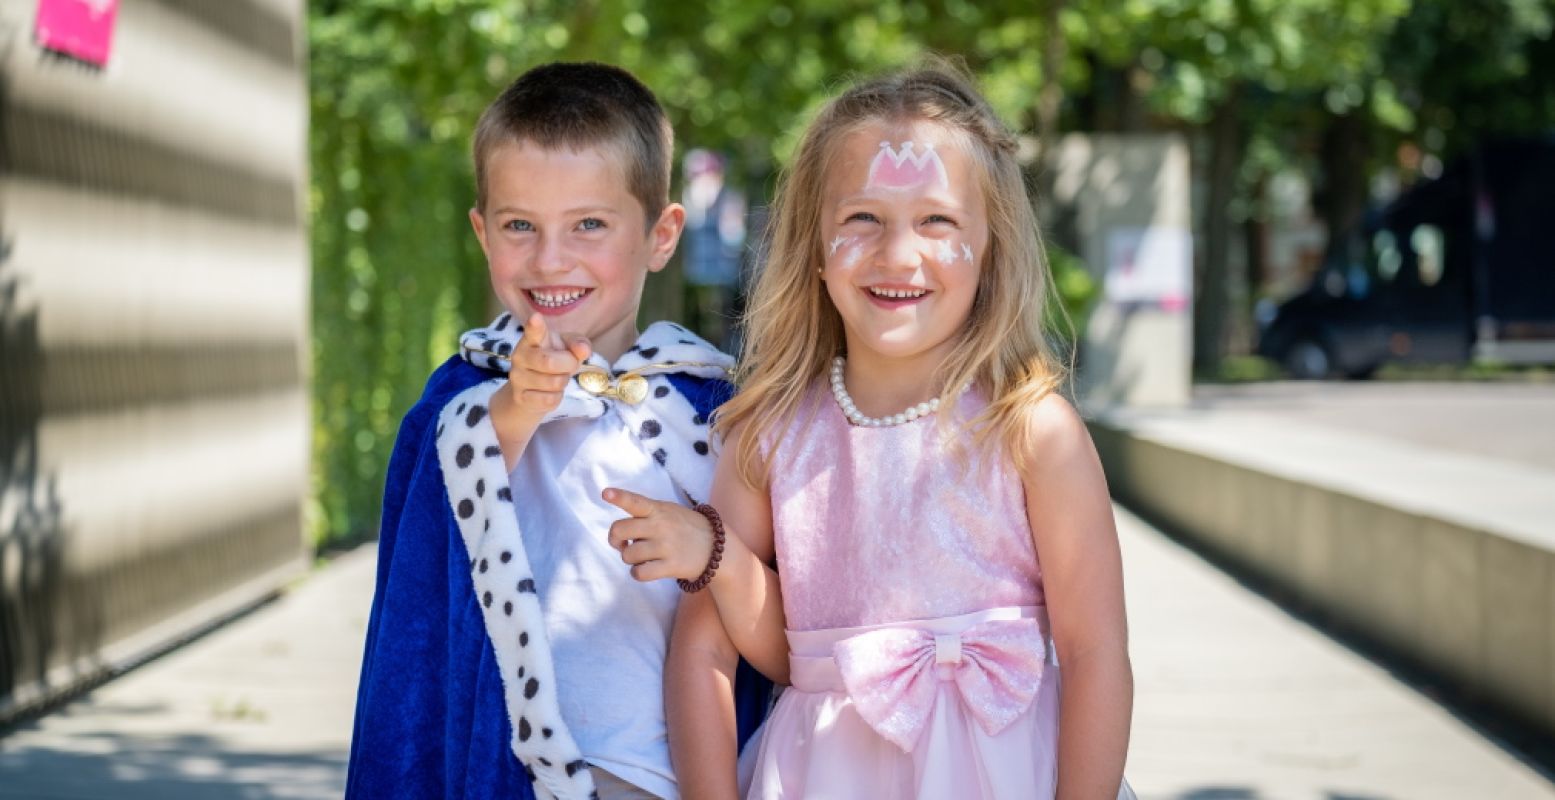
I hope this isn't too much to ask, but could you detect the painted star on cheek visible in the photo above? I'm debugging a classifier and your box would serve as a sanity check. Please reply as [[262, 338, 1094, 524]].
[[935, 240, 958, 265], [829, 235, 848, 257], [961, 243, 974, 264]]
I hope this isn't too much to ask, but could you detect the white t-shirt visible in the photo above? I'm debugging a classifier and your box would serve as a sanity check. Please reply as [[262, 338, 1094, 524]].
[[509, 408, 684, 800]]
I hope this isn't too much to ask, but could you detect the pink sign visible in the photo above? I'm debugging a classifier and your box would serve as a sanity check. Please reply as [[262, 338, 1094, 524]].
[[35, 0, 119, 67]]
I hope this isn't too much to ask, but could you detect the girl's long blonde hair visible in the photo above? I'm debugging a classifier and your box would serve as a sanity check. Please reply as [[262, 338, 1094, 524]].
[[717, 62, 1071, 488]]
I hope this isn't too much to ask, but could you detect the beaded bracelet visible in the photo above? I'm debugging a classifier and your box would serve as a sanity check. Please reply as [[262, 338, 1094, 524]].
[[677, 503, 725, 593]]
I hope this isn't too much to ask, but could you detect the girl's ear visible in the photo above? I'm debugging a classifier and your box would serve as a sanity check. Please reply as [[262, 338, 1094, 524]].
[[647, 202, 687, 272]]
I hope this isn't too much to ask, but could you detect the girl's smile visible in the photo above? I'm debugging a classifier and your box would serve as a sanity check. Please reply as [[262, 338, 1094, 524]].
[[863, 284, 932, 307]]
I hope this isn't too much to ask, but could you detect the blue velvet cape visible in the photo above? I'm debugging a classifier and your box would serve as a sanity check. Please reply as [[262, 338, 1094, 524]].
[[345, 355, 769, 799]]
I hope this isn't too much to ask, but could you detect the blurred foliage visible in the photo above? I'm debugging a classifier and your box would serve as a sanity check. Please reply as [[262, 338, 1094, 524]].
[[1380, 0, 1554, 152], [1045, 243, 1099, 346], [308, 0, 1555, 547], [1069, 0, 1409, 120], [1203, 355, 1286, 384]]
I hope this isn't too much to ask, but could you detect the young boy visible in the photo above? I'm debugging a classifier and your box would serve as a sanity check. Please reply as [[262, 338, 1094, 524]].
[[345, 62, 767, 800]]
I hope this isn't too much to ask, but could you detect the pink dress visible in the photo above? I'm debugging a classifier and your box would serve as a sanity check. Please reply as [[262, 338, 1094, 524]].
[[741, 384, 1093, 799]]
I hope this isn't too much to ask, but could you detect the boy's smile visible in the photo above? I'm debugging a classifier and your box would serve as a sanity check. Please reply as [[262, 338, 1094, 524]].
[[526, 286, 591, 311], [470, 141, 684, 361]]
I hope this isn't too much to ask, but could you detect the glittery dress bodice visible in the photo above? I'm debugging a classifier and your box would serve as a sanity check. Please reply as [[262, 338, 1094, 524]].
[[768, 382, 1045, 632]]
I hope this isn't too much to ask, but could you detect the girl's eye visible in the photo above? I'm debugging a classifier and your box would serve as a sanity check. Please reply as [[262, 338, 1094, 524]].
[[504, 219, 534, 232], [925, 214, 958, 226], [578, 218, 606, 231], [844, 211, 879, 224]]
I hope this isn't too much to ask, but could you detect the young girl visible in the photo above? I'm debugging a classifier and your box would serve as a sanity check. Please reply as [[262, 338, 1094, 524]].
[[604, 65, 1133, 799]]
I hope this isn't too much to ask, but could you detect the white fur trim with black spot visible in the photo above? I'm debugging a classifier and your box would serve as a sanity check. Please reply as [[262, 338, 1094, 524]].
[[433, 315, 732, 799], [459, 315, 730, 504], [436, 381, 595, 800]]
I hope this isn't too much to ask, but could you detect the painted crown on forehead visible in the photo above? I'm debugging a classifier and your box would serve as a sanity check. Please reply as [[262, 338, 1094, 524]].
[[867, 141, 949, 191]]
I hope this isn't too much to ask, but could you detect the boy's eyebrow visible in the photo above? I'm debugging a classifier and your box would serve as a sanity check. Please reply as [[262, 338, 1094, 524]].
[[489, 205, 623, 216]]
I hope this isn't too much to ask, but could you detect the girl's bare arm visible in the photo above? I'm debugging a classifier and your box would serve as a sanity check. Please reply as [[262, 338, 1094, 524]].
[[1020, 394, 1132, 800], [704, 448, 790, 684]]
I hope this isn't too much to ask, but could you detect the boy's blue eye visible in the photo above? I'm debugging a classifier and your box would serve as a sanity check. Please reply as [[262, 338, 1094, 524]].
[[505, 219, 534, 232], [578, 218, 606, 231]]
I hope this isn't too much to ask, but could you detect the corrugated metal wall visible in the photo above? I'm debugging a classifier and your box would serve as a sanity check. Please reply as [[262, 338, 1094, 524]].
[[0, 0, 308, 725]]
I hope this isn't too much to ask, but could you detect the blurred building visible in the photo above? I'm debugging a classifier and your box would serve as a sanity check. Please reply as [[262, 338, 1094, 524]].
[[1045, 133, 1194, 409], [0, 0, 309, 726]]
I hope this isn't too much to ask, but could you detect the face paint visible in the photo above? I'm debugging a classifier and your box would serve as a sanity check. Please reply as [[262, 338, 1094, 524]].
[[829, 234, 848, 257], [842, 242, 864, 269], [935, 239, 958, 265], [961, 243, 974, 264], [866, 141, 949, 192]]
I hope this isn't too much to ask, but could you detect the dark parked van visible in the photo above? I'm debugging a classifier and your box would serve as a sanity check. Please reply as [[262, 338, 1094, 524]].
[[1258, 138, 1555, 379]]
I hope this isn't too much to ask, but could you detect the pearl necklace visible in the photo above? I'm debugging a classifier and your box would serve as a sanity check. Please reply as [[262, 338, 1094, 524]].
[[829, 356, 952, 427]]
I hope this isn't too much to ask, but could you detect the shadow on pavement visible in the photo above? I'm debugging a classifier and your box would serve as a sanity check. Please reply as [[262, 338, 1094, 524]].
[[0, 730, 346, 800]]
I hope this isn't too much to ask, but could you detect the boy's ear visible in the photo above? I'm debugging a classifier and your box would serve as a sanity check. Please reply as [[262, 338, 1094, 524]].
[[468, 207, 491, 258], [646, 202, 686, 273]]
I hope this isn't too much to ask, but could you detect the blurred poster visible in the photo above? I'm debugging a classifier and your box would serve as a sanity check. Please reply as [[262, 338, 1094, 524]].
[[35, 0, 118, 67], [681, 149, 747, 349], [682, 150, 746, 289], [1104, 226, 1191, 312]]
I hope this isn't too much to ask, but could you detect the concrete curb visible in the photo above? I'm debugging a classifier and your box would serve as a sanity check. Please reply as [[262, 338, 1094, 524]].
[[1089, 409, 1555, 741]]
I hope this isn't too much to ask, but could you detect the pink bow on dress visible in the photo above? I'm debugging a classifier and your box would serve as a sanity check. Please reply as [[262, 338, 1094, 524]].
[[831, 617, 1049, 753]]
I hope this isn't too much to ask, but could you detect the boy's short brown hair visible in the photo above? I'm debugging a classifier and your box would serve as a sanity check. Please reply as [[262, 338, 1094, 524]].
[[472, 62, 673, 223]]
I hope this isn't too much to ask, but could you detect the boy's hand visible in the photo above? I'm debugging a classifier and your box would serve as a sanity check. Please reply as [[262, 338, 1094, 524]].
[[488, 313, 591, 471], [500, 313, 593, 420], [602, 488, 715, 583]]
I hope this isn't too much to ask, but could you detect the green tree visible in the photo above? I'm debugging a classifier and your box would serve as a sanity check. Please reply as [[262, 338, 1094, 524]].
[[1378, 0, 1555, 158], [310, 1, 1543, 546], [306, 1, 1090, 548], [1060, 0, 1410, 373]]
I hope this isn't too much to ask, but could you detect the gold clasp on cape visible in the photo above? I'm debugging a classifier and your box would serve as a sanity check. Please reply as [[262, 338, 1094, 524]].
[[577, 367, 650, 405]]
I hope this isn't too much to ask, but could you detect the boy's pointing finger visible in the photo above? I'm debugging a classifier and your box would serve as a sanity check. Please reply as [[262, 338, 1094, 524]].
[[602, 487, 657, 519], [520, 313, 549, 348]]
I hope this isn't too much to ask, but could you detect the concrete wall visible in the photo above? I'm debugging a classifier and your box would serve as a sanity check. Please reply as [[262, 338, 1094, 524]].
[[0, 0, 309, 724], [1045, 134, 1194, 409], [1090, 413, 1555, 738]]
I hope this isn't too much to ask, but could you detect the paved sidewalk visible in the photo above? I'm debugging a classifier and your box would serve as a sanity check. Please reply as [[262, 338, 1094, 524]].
[[3, 512, 1553, 799], [1190, 381, 1555, 472], [1120, 504, 1555, 800], [0, 546, 376, 799]]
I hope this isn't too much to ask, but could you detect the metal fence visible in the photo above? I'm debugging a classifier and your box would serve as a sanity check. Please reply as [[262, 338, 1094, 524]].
[[0, 0, 309, 725]]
